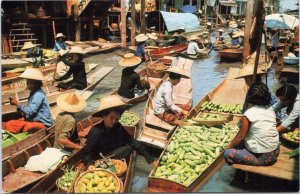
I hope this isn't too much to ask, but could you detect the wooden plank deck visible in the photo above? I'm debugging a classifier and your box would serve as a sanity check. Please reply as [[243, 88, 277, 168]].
[[232, 145, 299, 181]]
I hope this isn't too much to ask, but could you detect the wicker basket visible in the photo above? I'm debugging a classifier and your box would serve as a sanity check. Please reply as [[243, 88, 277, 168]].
[[119, 111, 140, 127], [74, 169, 121, 193], [112, 159, 127, 177], [56, 179, 68, 192]]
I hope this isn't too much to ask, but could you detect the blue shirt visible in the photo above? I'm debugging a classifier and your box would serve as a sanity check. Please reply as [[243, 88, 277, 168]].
[[231, 38, 240, 46], [53, 40, 67, 52], [136, 42, 145, 58], [272, 94, 300, 128], [17, 89, 53, 127]]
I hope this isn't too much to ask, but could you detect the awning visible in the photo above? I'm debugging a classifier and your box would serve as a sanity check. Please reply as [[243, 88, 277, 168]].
[[219, 0, 237, 6]]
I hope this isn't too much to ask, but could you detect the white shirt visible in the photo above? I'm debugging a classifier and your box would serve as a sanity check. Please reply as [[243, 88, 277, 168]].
[[244, 105, 279, 153], [153, 81, 182, 115], [187, 41, 204, 55]]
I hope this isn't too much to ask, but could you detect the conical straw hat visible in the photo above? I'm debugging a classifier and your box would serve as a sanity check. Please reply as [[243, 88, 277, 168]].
[[188, 35, 199, 41], [64, 46, 87, 57], [135, 34, 148, 42], [57, 92, 86, 113], [218, 29, 224, 32], [166, 66, 190, 79], [148, 32, 158, 40], [235, 65, 267, 79], [93, 95, 131, 116], [232, 32, 240, 38], [119, 53, 141, 67], [56, 33, 66, 39], [18, 67, 45, 81], [22, 41, 40, 50]]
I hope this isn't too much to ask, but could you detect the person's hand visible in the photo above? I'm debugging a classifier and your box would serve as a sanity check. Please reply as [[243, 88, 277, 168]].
[[145, 55, 149, 61], [87, 165, 96, 171], [9, 96, 19, 106], [182, 110, 189, 116], [152, 160, 158, 167]]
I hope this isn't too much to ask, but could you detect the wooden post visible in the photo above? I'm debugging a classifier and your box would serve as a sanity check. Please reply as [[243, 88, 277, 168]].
[[75, 19, 81, 41], [131, 0, 136, 46], [252, 0, 265, 83], [52, 20, 56, 40], [141, 0, 146, 33], [121, 0, 127, 48], [89, 19, 93, 40], [242, 0, 255, 62]]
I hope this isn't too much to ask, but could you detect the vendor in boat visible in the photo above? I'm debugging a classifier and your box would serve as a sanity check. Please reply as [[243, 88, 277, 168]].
[[172, 32, 187, 45], [216, 29, 225, 44], [135, 33, 149, 61], [53, 33, 68, 52], [146, 32, 158, 47], [153, 66, 190, 126], [117, 53, 150, 101], [21, 41, 44, 67], [272, 84, 299, 132], [83, 95, 157, 168], [230, 32, 240, 47], [268, 28, 280, 53], [5, 68, 53, 133], [54, 92, 86, 152], [55, 46, 87, 90], [187, 35, 205, 56], [224, 82, 279, 166]]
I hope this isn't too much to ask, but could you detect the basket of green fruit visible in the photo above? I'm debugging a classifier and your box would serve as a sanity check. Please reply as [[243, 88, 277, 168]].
[[56, 166, 79, 192], [192, 113, 232, 127], [119, 111, 140, 127], [282, 128, 299, 146]]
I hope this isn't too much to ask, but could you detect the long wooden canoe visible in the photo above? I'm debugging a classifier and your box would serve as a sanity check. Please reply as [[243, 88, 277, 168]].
[[138, 57, 194, 149], [218, 48, 243, 61], [149, 44, 188, 60], [177, 43, 213, 60], [2, 116, 104, 193], [66, 40, 121, 55], [243, 51, 273, 71], [2, 66, 114, 121], [26, 121, 138, 193], [146, 67, 247, 192]]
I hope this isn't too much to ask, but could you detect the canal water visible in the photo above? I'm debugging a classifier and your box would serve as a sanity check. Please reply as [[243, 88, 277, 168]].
[[76, 45, 298, 192]]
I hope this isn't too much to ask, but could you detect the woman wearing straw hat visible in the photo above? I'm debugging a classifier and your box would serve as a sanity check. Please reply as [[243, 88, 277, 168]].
[[186, 35, 205, 56], [216, 29, 225, 44], [153, 66, 190, 126], [55, 46, 87, 90], [146, 32, 158, 47], [230, 31, 241, 47], [117, 53, 150, 101], [83, 95, 157, 168], [135, 33, 149, 61], [54, 92, 86, 152], [5, 68, 53, 133], [22, 41, 44, 67], [53, 33, 68, 52]]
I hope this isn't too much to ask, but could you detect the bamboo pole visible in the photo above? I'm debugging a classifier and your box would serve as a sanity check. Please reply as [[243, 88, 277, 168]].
[[242, 0, 255, 62], [131, 0, 136, 46], [121, 0, 127, 48], [141, 0, 146, 33]]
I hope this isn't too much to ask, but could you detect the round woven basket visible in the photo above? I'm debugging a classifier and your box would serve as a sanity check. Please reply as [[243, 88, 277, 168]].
[[282, 133, 299, 146], [73, 169, 121, 193], [119, 111, 140, 127], [112, 159, 127, 177], [56, 179, 68, 192]]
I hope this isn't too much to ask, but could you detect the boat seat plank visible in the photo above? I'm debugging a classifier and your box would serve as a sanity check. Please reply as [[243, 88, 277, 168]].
[[146, 110, 175, 131], [138, 127, 168, 149], [232, 145, 299, 181]]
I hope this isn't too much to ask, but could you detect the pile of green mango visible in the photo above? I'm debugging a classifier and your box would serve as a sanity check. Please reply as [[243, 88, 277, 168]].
[[153, 123, 239, 186], [119, 111, 139, 126], [76, 171, 117, 193], [57, 166, 77, 191], [200, 101, 243, 114], [283, 128, 299, 142]]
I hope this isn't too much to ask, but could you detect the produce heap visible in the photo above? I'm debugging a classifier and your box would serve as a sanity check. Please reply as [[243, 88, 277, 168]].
[[283, 128, 299, 143], [192, 113, 226, 122], [200, 101, 243, 114], [152, 123, 239, 186], [57, 166, 77, 191], [119, 111, 139, 126], [2, 130, 9, 141]]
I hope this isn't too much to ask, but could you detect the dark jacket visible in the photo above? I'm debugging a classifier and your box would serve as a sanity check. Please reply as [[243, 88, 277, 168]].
[[83, 122, 154, 166], [117, 68, 150, 99]]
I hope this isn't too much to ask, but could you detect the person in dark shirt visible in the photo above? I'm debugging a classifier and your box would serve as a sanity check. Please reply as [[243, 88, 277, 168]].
[[55, 46, 87, 90], [135, 34, 149, 61], [117, 53, 150, 100], [21, 41, 44, 67], [83, 95, 157, 169]]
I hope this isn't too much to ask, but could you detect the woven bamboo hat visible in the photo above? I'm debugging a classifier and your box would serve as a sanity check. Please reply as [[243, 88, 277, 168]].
[[64, 46, 87, 57], [148, 32, 158, 40], [166, 66, 190, 79], [206, 22, 212, 26], [22, 41, 40, 50], [135, 34, 148, 42], [18, 67, 45, 81], [56, 33, 66, 39], [218, 29, 224, 32], [57, 92, 86, 113], [235, 65, 267, 79], [93, 95, 131, 116], [173, 32, 180, 37], [232, 32, 240, 38], [119, 53, 141, 67], [188, 35, 199, 41]]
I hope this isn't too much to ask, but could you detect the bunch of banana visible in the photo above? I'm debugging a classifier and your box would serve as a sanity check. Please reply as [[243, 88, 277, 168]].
[[200, 101, 243, 114]]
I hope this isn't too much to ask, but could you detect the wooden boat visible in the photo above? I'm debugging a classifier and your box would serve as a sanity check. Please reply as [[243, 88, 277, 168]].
[[2, 55, 57, 70], [243, 51, 273, 71], [65, 40, 121, 55], [2, 66, 114, 121], [146, 68, 247, 192], [25, 120, 138, 193], [138, 57, 194, 149], [218, 48, 243, 61], [177, 43, 213, 60], [148, 44, 188, 60], [2, 116, 104, 193]]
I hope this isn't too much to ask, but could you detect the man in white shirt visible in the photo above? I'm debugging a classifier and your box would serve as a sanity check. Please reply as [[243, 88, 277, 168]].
[[186, 35, 205, 56], [153, 66, 190, 125]]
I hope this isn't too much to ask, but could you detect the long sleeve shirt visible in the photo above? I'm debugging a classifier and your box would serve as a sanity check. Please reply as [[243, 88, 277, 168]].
[[231, 38, 240, 46], [58, 56, 87, 89], [153, 80, 182, 115], [117, 68, 150, 99], [53, 40, 67, 52], [136, 42, 146, 59], [187, 41, 204, 55], [83, 122, 154, 166], [17, 89, 53, 127]]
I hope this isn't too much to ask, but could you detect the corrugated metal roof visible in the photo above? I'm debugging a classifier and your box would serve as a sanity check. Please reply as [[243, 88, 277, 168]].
[[159, 11, 200, 33]]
